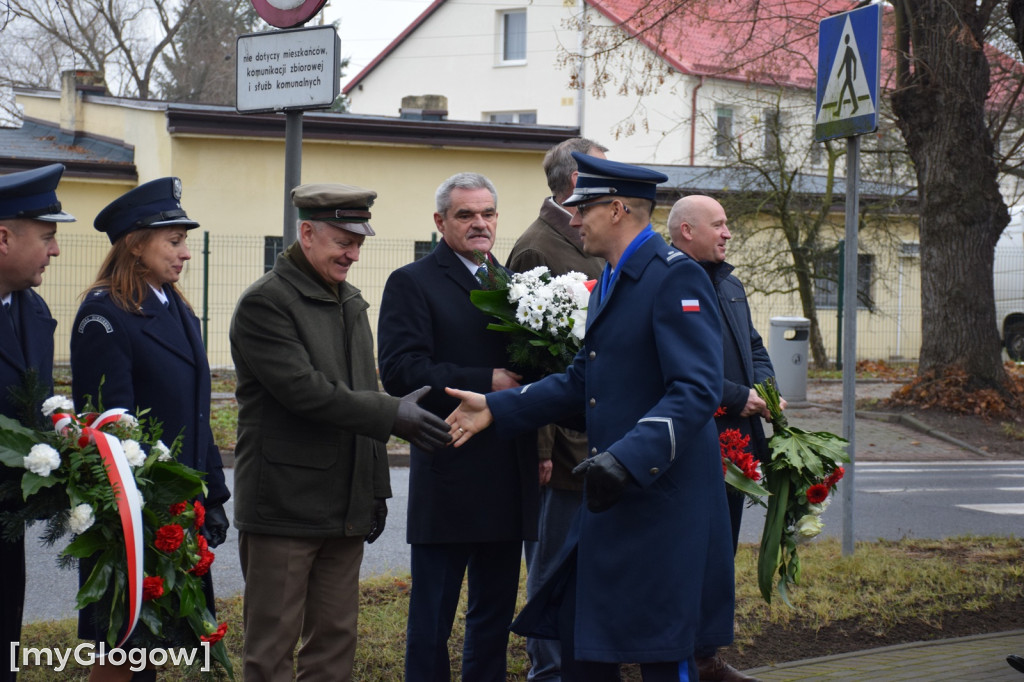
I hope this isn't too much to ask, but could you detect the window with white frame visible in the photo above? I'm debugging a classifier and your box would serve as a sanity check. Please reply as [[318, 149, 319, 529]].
[[814, 251, 874, 309], [810, 141, 824, 167], [763, 108, 782, 158], [499, 10, 526, 63], [486, 111, 537, 124], [715, 106, 734, 158]]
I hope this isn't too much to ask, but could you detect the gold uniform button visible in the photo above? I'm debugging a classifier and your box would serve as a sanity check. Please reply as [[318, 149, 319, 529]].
[[649, 467, 660, 475], [589, 351, 596, 360], [591, 448, 598, 456], [589, 398, 596, 407]]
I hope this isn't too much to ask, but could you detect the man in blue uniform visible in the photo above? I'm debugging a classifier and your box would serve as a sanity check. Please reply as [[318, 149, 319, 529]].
[[669, 194, 772, 682], [0, 164, 74, 681], [506, 136, 607, 682], [445, 155, 735, 681]]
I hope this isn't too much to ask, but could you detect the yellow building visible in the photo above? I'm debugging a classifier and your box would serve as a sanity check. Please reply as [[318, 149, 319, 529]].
[[5, 71, 921, 369], [9, 72, 574, 365]]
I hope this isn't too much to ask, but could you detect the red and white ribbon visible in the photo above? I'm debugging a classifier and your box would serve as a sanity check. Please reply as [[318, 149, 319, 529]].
[[54, 408, 143, 647]]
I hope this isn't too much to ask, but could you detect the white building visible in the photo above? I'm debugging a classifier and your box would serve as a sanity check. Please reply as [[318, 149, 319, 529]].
[[343, 0, 855, 167]]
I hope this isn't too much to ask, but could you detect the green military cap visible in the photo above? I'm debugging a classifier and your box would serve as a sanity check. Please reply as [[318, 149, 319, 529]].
[[292, 183, 377, 236]]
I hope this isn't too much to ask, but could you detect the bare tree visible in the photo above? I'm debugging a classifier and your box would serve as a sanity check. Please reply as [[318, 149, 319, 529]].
[[157, 0, 263, 104], [688, 91, 911, 368], [0, 0, 198, 98], [561, 0, 1024, 395]]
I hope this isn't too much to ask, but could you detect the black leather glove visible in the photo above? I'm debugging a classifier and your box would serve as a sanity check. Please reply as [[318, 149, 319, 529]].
[[201, 504, 229, 548], [365, 498, 388, 544], [572, 451, 632, 513], [393, 386, 452, 451]]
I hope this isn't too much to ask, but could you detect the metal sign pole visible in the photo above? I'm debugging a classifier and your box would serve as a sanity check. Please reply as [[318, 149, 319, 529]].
[[283, 110, 302, 245], [841, 134, 859, 557]]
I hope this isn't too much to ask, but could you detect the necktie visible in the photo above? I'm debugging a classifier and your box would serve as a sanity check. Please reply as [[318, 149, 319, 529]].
[[3, 301, 17, 338]]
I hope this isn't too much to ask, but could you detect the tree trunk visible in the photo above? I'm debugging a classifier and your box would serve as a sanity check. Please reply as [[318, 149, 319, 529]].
[[792, 251, 831, 368], [891, 0, 1008, 389]]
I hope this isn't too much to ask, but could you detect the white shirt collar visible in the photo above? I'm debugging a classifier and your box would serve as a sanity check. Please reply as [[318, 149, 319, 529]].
[[455, 251, 485, 275], [149, 284, 168, 306]]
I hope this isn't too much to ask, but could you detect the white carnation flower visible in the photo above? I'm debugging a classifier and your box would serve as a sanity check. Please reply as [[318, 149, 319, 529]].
[[41, 396, 74, 417], [23, 444, 61, 476], [794, 514, 824, 541], [122, 439, 145, 467], [571, 284, 592, 308], [525, 266, 549, 279], [534, 284, 555, 301], [119, 413, 139, 428], [153, 440, 172, 462], [557, 271, 587, 284], [807, 498, 831, 515], [570, 310, 588, 340], [137, 489, 146, 508], [69, 504, 95, 534], [508, 282, 529, 301]]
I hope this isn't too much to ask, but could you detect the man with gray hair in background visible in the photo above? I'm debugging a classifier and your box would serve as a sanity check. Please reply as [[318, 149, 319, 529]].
[[507, 137, 607, 681], [378, 172, 539, 681]]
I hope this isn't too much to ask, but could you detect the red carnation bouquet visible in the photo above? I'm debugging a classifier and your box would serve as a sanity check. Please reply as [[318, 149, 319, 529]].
[[754, 378, 849, 605], [718, 424, 768, 503], [0, 386, 233, 678]]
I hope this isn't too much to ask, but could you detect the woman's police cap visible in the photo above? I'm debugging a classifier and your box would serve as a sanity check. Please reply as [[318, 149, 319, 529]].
[[0, 164, 76, 222], [563, 152, 669, 207], [94, 177, 199, 244], [292, 183, 377, 236]]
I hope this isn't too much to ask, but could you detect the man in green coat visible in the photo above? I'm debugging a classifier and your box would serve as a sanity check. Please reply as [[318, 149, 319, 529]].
[[230, 183, 450, 682]]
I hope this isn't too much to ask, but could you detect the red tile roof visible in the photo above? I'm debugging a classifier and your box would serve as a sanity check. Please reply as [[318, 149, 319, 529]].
[[586, 0, 856, 89], [344, 0, 1021, 106]]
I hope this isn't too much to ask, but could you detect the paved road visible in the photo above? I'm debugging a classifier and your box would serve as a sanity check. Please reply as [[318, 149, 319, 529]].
[[23, 468, 413, 623], [737, 459, 1024, 544], [24, 458, 1024, 623]]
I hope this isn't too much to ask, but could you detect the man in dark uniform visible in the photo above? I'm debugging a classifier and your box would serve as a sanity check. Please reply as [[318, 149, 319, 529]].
[[446, 155, 734, 682], [506, 136, 607, 682], [377, 172, 539, 682], [0, 164, 74, 681], [231, 183, 450, 681], [669, 194, 774, 682]]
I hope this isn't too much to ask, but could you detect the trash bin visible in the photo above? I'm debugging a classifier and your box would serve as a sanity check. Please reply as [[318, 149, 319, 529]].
[[768, 316, 810, 403]]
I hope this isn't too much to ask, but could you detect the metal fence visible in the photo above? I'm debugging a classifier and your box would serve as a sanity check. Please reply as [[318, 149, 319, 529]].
[[40, 232, 928, 369]]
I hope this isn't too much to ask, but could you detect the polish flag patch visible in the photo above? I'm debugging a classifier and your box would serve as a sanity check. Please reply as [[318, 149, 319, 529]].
[[681, 299, 700, 312]]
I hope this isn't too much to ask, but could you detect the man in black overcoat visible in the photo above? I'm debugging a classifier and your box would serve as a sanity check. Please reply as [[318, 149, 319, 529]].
[[377, 172, 538, 682]]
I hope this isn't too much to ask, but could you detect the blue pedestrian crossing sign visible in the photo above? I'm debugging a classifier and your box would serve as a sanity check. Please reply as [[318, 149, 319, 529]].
[[815, 3, 881, 141]]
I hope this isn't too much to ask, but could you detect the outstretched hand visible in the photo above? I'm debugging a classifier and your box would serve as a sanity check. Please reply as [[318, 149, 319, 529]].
[[393, 386, 453, 452], [444, 387, 494, 447]]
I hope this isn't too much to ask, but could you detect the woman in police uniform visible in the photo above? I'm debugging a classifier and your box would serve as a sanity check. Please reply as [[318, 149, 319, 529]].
[[70, 178, 229, 682]]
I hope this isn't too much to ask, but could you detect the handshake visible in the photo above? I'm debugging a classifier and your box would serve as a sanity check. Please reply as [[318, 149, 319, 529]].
[[391, 386, 453, 451]]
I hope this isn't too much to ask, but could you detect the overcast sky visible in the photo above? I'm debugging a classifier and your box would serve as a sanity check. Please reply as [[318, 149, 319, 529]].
[[320, 0, 433, 88]]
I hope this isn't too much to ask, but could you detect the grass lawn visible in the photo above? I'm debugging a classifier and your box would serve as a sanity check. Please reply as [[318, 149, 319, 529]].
[[15, 535, 1023, 680]]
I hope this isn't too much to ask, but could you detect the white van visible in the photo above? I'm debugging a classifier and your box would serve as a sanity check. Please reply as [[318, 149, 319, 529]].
[[994, 205, 1024, 360]]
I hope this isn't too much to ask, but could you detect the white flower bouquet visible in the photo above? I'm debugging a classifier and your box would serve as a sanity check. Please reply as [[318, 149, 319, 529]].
[[472, 262, 593, 377]]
